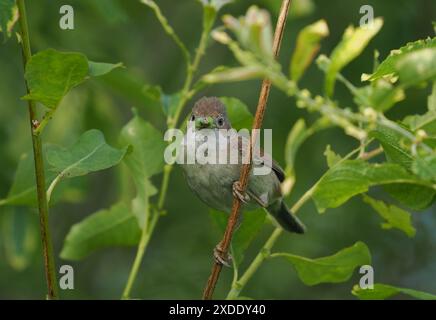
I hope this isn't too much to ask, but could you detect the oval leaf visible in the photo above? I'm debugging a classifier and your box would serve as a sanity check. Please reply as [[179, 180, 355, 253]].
[[219, 97, 253, 130], [47, 129, 127, 178], [119, 113, 165, 228], [370, 126, 413, 170], [324, 144, 342, 168], [88, 61, 124, 77], [365, 37, 436, 82], [396, 47, 436, 86], [0, 146, 60, 207], [362, 194, 416, 237], [352, 283, 436, 300], [325, 18, 383, 96], [23, 49, 89, 109], [412, 154, 436, 182], [1, 207, 38, 271], [273, 241, 371, 286], [60, 202, 141, 260], [312, 160, 435, 213], [119, 113, 166, 178], [290, 19, 329, 82]]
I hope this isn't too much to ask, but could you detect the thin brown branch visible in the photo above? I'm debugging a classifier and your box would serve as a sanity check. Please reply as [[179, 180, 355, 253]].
[[202, 0, 293, 300]]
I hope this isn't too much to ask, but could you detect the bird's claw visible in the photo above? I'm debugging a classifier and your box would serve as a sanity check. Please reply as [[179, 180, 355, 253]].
[[214, 244, 232, 267], [232, 181, 250, 204]]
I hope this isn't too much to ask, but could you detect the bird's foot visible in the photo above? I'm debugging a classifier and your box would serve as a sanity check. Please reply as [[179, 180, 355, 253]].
[[214, 243, 232, 267], [232, 181, 250, 204]]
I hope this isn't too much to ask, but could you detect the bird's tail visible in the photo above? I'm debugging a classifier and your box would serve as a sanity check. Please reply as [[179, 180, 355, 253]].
[[267, 200, 306, 234]]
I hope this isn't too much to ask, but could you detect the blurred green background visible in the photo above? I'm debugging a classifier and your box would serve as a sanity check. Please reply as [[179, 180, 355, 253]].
[[0, 0, 435, 299]]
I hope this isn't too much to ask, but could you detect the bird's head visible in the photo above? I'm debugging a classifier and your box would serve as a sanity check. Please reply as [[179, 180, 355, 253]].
[[189, 97, 231, 130]]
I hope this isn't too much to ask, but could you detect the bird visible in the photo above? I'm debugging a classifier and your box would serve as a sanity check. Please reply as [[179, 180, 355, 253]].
[[179, 97, 305, 265]]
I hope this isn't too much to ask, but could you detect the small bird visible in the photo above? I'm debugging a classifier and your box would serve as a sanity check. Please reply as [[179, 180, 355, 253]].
[[180, 97, 305, 264]]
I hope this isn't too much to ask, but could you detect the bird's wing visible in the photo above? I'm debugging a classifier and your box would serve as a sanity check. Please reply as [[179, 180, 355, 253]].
[[235, 133, 286, 183]]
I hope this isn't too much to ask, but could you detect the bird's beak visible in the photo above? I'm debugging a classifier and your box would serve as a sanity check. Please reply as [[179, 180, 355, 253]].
[[195, 116, 213, 129]]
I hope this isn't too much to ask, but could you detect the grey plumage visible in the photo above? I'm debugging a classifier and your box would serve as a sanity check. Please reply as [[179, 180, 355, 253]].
[[180, 97, 305, 234]]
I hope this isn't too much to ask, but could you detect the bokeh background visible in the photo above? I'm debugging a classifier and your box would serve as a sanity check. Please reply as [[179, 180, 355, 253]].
[[0, 0, 435, 299]]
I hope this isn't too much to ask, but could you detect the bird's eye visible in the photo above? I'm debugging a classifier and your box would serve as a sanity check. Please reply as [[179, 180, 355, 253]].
[[191, 114, 196, 121], [217, 117, 224, 127]]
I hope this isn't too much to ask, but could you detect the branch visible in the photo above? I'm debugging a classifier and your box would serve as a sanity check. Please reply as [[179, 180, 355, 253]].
[[202, 0, 293, 300], [141, 0, 191, 70], [17, 0, 59, 299]]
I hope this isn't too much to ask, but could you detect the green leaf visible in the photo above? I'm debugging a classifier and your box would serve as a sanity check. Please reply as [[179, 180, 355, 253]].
[[120, 113, 165, 180], [396, 48, 436, 86], [384, 183, 435, 211], [352, 283, 436, 300], [354, 80, 405, 112], [369, 126, 435, 209], [0, 0, 17, 40], [0, 153, 43, 206], [324, 144, 342, 168], [283, 118, 328, 195], [362, 194, 415, 237], [202, 66, 264, 84], [23, 49, 121, 109], [403, 111, 436, 135], [210, 208, 266, 266], [370, 126, 413, 170], [284, 119, 308, 174], [285, 118, 330, 175], [0, 146, 56, 207], [219, 97, 253, 130], [223, 6, 274, 61], [273, 241, 371, 286], [231, 209, 265, 266], [402, 83, 436, 135], [23, 49, 89, 109], [88, 61, 124, 77], [0, 145, 86, 207], [412, 154, 436, 182], [1, 207, 38, 271], [290, 19, 329, 82], [98, 70, 163, 110], [312, 160, 435, 213], [198, 0, 232, 11], [289, 0, 315, 18], [119, 113, 166, 228], [47, 129, 127, 178], [60, 202, 141, 260], [325, 18, 383, 97], [365, 37, 436, 82]]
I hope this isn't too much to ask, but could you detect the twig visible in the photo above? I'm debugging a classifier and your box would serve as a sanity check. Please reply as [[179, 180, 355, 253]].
[[202, 0, 293, 300], [17, 0, 59, 299], [141, 0, 191, 70], [359, 146, 383, 160], [121, 211, 158, 299]]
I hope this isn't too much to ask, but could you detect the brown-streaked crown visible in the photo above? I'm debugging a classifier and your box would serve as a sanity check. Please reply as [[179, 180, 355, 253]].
[[192, 97, 227, 118]]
